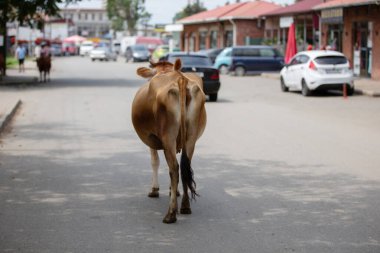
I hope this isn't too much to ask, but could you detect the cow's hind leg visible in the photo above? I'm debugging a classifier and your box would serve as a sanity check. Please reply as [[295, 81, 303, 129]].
[[148, 148, 160, 198], [162, 146, 179, 224]]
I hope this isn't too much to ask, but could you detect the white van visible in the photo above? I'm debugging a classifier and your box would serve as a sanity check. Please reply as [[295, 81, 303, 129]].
[[79, 41, 94, 56]]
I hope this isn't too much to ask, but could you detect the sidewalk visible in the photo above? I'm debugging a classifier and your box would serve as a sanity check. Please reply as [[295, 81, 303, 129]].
[[261, 73, 380, 97], [0, 60, 38, 136]]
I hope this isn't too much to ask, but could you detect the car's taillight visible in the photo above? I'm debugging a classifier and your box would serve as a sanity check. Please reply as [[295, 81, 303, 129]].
[[309, 60, 317, 71], [210, 71, 219, 80]]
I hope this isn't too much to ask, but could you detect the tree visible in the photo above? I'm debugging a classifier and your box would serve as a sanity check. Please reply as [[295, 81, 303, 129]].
[[106, 0, 151, 35], [173, 1, 207, 22], [0, 0, 80, 75]]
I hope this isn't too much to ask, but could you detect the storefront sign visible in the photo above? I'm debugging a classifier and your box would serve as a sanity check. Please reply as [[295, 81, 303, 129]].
[[321, 8, 343, 24], [280, 17, 294, 28]]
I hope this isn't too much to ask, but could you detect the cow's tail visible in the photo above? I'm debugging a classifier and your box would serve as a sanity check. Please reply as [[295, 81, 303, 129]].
[[176, 60, 198, 200]]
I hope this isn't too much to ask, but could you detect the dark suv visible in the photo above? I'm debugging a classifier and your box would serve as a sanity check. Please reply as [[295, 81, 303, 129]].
[[226, 46, 284, 76]]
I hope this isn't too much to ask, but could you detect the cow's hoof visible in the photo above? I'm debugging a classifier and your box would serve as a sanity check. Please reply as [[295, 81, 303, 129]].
[[148, 188, 159, 198], [163, 213, 177, 224], [180, 208, 192, 214]]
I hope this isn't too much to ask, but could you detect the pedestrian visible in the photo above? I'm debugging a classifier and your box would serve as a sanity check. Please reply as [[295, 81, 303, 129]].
[[307, 44, 313, 51], [16, 43, 27, 72], [34, 43, 42, 60], [41, 43, 50, 58]]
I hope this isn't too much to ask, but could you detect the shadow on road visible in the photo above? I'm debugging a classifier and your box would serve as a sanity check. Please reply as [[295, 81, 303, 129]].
[[1, 126, 379, 252]]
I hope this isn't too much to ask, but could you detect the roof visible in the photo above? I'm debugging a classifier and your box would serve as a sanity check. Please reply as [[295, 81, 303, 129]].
[[264, 0, 323, 16], [313, 0, 377, 10], [178, 1, 281, 24]]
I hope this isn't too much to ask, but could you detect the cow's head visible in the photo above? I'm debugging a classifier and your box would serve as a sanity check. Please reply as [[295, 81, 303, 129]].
[[136, 59, 182, 79]]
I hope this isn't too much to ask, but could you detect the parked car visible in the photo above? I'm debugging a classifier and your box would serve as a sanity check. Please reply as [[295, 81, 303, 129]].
[[125, 44, 150, 62], [280, 50, 354, 96], [228, 46, 284, 76], [151, 45, 169, 62], [214, 47, 233, 74], [161, 52, 221, 102], [50, 43, 63, 56], [62, 42, 76, 56], [80, 40, 94, 56], [90, 47, 117, 61], [197, 48, 224, 64]]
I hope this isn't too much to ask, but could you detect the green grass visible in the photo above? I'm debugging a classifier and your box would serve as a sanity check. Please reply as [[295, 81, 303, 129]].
[[6, 56, 18, 68]]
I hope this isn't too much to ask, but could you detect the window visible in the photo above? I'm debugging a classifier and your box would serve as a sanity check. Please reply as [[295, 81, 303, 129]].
[[234, 48, 259, 57], [314, 56, 347, 65], [299, 55, 310, 64], [168, 55, 212, 66], [92, 13, 95, 20], [78, 13, 81, 20], [199, 32, 207, 50], [260, 48, 275, 57], [210, 31, 218, 48], [99, 13, 103, 21], [225, 31, 233, 47], [85, 13, 88, 20]]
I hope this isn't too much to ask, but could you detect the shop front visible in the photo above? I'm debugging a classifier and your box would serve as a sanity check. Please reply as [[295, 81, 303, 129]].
[[315, 1, 380, 80], [321, 8, 344, 51]]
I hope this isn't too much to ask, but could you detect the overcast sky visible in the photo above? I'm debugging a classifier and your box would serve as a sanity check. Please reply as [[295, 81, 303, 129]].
[[64, 0, 294, 24]]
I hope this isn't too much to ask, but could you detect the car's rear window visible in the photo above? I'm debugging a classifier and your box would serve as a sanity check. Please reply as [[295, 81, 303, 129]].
[[168, 56, 212, 66], [314, 56, 347, 65]]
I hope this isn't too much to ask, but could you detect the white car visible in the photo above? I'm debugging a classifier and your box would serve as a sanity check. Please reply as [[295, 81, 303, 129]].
[[90, 47, 117, 61], [280, 50, 354, 96], [79, 41, 94, 56]]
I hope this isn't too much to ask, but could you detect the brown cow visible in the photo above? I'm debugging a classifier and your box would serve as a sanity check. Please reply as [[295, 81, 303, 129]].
[[132, 59, 207, 223], [36, 55, 51, 82]]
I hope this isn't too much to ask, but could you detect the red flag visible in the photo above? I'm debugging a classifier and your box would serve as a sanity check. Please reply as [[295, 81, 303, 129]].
[[285, 23, 297, 64]]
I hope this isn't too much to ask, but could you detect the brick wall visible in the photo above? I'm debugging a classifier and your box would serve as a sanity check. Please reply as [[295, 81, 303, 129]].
[[181, 19, 265, 51], [235, 20, 265, 45]]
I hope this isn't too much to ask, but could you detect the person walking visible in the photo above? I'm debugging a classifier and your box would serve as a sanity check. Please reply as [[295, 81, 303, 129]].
[[34, 43, 42, 60], [16, 44, 27, 72]]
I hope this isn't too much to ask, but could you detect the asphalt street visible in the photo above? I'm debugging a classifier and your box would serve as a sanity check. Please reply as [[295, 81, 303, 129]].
[[0, 56, 380, 252]]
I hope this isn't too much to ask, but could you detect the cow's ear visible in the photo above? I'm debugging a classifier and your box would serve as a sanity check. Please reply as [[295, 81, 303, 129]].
[[137, 67, 155, 79], [174, 58, 182, 71]]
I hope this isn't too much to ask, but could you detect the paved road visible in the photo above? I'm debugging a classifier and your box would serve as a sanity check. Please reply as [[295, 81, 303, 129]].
[[0, 56, 380, 252]]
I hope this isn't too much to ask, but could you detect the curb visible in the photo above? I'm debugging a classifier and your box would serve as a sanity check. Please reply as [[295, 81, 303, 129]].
[[260, 74, 380, 97], [354, 89, 380, 97], [0, 77, 38, 86], [0, 100, 22, 136]]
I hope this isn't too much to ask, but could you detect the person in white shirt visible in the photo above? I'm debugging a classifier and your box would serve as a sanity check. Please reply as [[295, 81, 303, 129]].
[[34, 44, 41, 60]]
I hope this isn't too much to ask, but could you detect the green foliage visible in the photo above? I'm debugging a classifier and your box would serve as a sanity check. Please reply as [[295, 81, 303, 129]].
[[6, 56, 18, 68], [0, 0, 80, 26], [173, 1, 207, 22], [106, 0, 151, 35]]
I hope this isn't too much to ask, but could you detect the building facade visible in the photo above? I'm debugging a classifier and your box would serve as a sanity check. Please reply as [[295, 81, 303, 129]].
[[60, 8, 111, 38], [262, 0, 323, 54], [316, 0, 380, 79], [177, 1, 281, 51]]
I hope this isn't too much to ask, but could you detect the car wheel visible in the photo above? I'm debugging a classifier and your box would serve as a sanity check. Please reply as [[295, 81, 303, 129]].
[[301, 79, 312, 96], [218, 65, 229, 75], [91, 59, 95, 62], [209, 93, 218, 102], [235, 66, 246, 77], [280, 76, 289, 92], [346, 86, 355, 96]]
